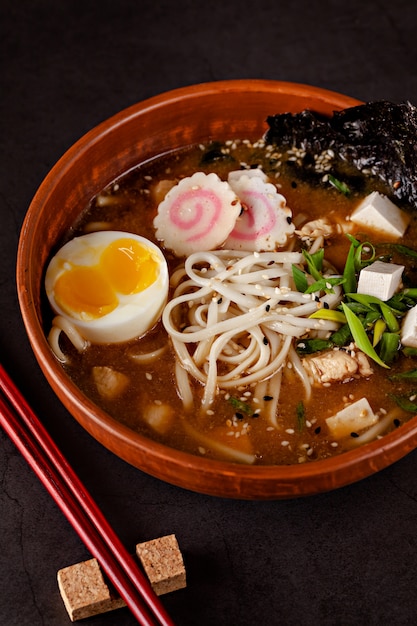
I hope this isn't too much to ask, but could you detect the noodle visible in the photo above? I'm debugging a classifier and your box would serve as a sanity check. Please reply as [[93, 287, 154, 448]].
[[128, 345, 168, 363], [48, 315, 89, 362], [163, 250, 342, 411]]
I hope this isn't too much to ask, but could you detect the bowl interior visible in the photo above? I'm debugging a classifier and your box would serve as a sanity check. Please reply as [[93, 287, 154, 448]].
[[17, 79, 417, 499]]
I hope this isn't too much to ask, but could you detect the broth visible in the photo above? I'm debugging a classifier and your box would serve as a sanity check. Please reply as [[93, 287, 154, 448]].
[[50, 138, 417, 465]]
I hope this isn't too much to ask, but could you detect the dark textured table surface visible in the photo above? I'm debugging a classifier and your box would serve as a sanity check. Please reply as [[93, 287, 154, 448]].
[[2, 1, 417, 625]]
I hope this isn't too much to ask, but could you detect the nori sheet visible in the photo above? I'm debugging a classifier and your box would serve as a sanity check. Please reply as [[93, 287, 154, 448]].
[[265, 101, 417, 209]]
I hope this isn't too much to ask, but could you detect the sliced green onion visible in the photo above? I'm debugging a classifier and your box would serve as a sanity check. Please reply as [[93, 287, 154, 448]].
[[389, 392, 417, 413], [403, 288, 417, 299], [292, 264, 308, 293], [389, 369, 417, 380], [364, 310, 382, 327], [343, 301, 374, 315], [302, 248, 324, 278], [402, 347, 417, 357], [341, 303, 389, 368], [372, 318, 386, 346], [309, 309, 347, 323], [342, 241, 358, 294], [330, 323, 352, 346], [328, 174, 350, 195], [346, 292, 382, 309], [380, 302, 400, 332], [389, 244, 417, 260], [354, 242, 376, 270], [379, 332, 400, 364]]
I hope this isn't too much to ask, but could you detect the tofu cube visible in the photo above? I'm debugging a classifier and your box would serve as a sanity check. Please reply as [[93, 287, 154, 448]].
[[357, 260, 404, 301], [350, 191, 410, 239], [325, 397, 378, 438], [401, 304, 417, 348]]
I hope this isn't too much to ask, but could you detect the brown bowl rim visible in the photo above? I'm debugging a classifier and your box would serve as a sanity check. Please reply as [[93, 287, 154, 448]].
[[16, 79, 417, 499]]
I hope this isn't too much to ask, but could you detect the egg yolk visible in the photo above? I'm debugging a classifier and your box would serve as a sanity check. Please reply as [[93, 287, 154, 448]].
[[54, 238, 160, 320]]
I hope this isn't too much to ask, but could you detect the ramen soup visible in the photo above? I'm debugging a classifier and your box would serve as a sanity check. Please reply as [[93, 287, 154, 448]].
[[44, 135, 417, 466]]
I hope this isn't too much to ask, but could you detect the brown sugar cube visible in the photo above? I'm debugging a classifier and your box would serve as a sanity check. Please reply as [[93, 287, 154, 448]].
[[135, 534, 186, 596], [57, 558, 126, 621]]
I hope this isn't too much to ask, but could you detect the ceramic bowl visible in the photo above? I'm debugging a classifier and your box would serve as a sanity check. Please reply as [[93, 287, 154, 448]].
[[17, 80, 417, 499]]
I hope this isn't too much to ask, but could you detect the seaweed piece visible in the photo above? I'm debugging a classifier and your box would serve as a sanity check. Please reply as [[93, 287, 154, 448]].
[[265, 101, 417, 209], [200, 141, 236, 164]]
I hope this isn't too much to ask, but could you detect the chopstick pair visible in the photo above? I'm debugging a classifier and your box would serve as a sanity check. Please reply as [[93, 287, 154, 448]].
[[0, 363, 175, 626]]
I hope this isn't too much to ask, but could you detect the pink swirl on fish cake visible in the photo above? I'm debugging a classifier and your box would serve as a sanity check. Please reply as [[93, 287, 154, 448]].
[[169, 188, 222, 242], [230, 190, 276, 240]]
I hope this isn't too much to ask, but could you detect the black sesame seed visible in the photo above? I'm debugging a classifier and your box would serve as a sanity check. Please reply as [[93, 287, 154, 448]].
[[265, 304, 271, 312], [314, 426, 321, 434], [394, 418, 401, 428], [286, 216, 292, 224], [217, 297, 223, 304], [263, 395, 273, 401], [263, 337, 269, 345], [252, 412, 260, 418], [350, 432, 359, 438], [314, 296, 320, 302], [235, 412, 244, 420], [324, 302, 329, 309], [291, 181, 297, 188]]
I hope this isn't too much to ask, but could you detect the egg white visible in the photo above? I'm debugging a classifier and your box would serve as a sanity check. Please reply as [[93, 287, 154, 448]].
[[45, 230, 169, 344]]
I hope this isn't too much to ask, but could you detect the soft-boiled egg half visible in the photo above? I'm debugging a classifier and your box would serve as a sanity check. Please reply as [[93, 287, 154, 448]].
[[45, 231, 169, 344]]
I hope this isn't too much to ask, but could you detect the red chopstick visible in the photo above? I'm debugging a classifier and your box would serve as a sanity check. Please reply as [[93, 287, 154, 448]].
[[0, 363, 175, 626]]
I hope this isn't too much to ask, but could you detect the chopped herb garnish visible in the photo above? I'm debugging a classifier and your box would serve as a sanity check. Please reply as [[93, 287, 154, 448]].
[[389, 392, 417, 413], [302, 248, 324, 279], [305, 275, 345, 294], [228, 396, 252, 415], [296, 401, 306, 431], [296, 338, 333, 354]]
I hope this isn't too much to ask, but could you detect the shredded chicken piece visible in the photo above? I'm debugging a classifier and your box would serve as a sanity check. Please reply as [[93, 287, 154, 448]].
[[295, 217, 341, 241], [302, 348, 373, 385], [92, 366, 129, 400], [143, 402, 174, 434]]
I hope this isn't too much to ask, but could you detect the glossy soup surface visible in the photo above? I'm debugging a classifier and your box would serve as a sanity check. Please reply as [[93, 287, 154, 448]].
[[52, 138, 417, 465]]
